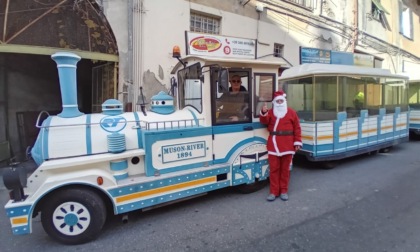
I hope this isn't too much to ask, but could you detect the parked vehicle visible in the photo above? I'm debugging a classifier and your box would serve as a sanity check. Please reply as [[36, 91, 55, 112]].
[[3, 51, 285, 244], [279, 63, 409, 168]]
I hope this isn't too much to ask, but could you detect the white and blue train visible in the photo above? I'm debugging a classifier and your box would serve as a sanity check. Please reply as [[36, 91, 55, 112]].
[[3, 51, 281, 244], [3, 52, 410, 245]]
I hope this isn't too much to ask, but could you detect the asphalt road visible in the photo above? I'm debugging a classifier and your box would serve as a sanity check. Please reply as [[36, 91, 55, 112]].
[[1, 141, 420, 252]]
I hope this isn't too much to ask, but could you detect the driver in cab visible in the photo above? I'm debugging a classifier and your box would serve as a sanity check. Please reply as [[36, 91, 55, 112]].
[[216, 75, 249, 122]]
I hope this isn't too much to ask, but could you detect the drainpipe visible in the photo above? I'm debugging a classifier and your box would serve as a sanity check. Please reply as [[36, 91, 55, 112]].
[[351, 0, 358, 52], [132, 0, 144, 112], [127, 0, 133, 104]]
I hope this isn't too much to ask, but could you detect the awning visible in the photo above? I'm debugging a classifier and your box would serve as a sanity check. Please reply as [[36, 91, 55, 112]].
[[372, 0, 390, 15]]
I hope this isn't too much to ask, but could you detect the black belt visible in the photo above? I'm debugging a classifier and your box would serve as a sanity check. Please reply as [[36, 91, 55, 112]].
[[270, 131, 293, 136]]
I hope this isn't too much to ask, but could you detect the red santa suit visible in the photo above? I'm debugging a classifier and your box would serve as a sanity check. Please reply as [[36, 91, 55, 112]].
[[259, 91, 302, 196]]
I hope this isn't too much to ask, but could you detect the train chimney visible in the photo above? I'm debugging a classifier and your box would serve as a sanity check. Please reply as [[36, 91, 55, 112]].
[[51, 52, 84, 118]]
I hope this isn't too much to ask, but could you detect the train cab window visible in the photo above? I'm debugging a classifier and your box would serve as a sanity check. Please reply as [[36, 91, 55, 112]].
[[254, 73, 275, 118], [177, 63, 202, 112], [213, 69, 251, 124]]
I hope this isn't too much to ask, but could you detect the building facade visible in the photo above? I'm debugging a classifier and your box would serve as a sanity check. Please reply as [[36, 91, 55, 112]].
[[1, 0, 420, 162]]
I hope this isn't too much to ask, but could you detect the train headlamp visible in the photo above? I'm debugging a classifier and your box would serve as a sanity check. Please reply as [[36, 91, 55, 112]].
[[3, 167, 27, 201]]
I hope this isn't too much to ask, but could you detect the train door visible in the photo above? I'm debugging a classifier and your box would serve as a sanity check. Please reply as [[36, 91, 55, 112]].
[[210, 67, 255, 163]]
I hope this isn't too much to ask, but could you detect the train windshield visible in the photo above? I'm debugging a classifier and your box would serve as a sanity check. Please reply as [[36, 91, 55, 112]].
[[177, 62, 202, 112]]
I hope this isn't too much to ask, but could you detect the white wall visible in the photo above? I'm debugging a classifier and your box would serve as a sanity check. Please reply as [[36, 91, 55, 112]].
[[105, 0, 414, 108], [100, 0, 130, 101]]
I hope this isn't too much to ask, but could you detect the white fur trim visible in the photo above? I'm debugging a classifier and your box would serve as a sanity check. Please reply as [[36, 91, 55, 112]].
[[272, 117, 281, 153], [268, 151, 295, 156], [273, 95, 286, 102], [294, 141, 302, 146]]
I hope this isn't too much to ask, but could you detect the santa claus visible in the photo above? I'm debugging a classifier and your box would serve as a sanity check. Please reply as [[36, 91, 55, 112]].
[[260, 90, 302, 201]]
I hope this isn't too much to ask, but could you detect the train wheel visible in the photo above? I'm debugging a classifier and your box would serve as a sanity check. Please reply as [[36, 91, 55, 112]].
[[321, 160, 338, 170], [41, 188, 107, 245], [379, 147, 392, 153], [235, 179, 268, 194]]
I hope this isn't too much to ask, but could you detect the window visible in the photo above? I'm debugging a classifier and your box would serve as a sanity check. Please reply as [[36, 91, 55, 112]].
[[254, 73, 275, 118], [371, 0, 389, 18], [314, 76, 337, 121], [409, 82, 420, 109], [339, 76, 379, 117], [284, 0, 314, 10], [281, 77, 314, 121], [177, 63, 202, 112], [190, 12, 220, 34], [384, 78, 408, 112], [371, 0, 390, 28], [213, 68, 251, 124], [399, 2, 413, 39], [273, 43, 284, 58]]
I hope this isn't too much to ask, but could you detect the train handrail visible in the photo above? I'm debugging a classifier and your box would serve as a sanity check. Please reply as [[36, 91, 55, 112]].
[[34, 116, 203, 131], [145, 118, 203, 130], [35, 111, 51, 128]]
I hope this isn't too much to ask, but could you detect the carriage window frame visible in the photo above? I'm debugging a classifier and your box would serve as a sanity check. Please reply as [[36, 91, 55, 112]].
[[384, 78, 408, 112], [313, 76, 338, 121], [409, 81, 420, 109], [281, 76, 314, 121]]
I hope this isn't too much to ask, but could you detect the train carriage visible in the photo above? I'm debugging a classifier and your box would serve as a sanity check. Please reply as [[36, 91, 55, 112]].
[[279, 63, 409, 167]]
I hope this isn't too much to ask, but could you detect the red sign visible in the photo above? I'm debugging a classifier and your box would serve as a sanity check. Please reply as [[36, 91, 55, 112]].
[[190, 36, 222, 52]]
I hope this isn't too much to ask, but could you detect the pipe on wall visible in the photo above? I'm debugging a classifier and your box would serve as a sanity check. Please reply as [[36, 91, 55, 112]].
[[132, 0, 145, 112]]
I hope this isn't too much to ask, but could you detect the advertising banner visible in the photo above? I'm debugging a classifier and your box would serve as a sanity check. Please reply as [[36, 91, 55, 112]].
[[331, 51, 354, 65], [353, 53, 374, 68], [186, 32, 256, 59], [300, 47, 331, 64]]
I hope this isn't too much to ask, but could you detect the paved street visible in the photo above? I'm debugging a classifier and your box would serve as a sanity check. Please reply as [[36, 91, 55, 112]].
[[1, 141, 420, 252]]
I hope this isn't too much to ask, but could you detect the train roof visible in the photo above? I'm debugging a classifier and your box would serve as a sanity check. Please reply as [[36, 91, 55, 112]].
[[171, 55, 287, 74], [279, 63, 409, 80]]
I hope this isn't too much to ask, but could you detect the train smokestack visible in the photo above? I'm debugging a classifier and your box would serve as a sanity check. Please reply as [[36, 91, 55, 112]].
[[51, 52, 83, 118]]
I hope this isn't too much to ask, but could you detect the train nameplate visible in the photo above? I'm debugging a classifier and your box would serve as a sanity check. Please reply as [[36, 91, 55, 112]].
[[161, 141, 206, 163]]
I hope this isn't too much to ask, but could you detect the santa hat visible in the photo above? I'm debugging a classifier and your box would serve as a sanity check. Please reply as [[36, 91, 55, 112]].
[[273, 90, 287, 102]]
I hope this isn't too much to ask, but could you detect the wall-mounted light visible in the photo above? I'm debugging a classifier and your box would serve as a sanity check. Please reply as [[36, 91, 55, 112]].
[[256, 3, 264, 12]]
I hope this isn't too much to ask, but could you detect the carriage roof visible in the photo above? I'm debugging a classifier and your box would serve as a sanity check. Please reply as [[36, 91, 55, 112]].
[[279, 63, 409, 80]]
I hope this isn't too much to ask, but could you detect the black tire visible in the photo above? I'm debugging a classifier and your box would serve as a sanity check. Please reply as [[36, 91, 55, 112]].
[[41, 188, 107, 245], [321, 160, 338, 170], [379, 147, 391, 153], [235, 179, 268, 194]]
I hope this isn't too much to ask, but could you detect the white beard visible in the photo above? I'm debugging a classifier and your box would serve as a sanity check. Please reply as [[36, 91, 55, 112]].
[[273, 100, 288, 118]]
